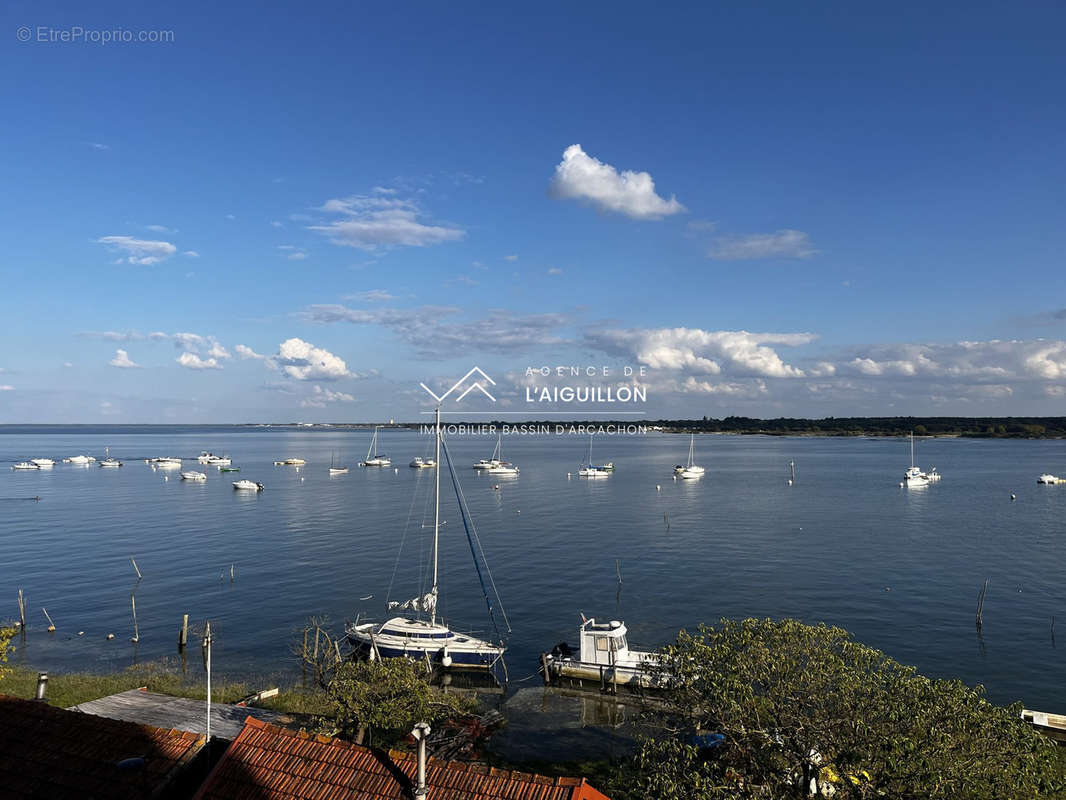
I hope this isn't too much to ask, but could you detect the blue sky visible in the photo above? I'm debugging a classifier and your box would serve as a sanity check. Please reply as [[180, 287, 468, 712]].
[[2, 1, 1065, 422]]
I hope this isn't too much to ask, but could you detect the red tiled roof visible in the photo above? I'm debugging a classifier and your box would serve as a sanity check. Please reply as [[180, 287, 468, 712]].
[[194, 716, 610, 800], [0, 693, 206, 799]]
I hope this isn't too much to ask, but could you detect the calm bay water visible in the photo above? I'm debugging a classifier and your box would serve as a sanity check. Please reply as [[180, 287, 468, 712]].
[[2, 425, 1066, 718]]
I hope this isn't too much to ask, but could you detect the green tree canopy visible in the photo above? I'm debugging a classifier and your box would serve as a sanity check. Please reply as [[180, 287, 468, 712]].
[[612, 619, 1066, 799], [317, 658, 472, 747]]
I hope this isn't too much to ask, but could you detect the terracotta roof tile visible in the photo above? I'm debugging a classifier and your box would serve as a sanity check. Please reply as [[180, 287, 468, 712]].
[[193, 717, 609, 800], [0, 693, 207, 799]]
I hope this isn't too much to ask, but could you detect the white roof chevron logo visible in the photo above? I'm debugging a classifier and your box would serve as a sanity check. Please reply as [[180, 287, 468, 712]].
[[420, 366, 497, 403]]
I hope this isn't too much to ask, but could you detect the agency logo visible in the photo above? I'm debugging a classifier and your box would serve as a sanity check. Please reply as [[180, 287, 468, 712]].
[[420, 366, 497, 404]]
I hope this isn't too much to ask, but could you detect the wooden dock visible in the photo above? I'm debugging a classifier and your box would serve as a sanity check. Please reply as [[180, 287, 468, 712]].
[[69, 688, 304, 740], [1022, 709, 1066, 743]]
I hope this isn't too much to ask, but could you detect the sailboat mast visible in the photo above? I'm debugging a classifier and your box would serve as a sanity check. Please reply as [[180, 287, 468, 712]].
[[910, 431, 915, 468], [688, 434, 695, 468], [431, 406, 441, 625]]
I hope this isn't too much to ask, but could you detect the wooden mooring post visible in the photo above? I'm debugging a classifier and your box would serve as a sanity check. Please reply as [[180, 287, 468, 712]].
[[17, 589, 26, 628], [178, 614, 189, 648]]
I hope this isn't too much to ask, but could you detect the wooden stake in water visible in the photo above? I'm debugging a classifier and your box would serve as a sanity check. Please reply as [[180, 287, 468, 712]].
[[203, 622, 213, 740], [130, 557, 142, 580], [976, 577, 989, 630], [130, 595, 139, 643], [230, 564, 235, 582], [179, 614, 189, 649], [17, 589, 25, 628], [42, 607, 56, 632]]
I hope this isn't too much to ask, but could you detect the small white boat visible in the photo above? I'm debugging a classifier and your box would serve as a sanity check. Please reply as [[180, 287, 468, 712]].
[[31, 458, 55, 468], [902, 432, 939, 487], [206, 456, 232, 466], [197, 451, 217, 463], [99, 447, 123, 468], [543, 617, 662, 688], [12, 462, 38, 470], [181, 471, 207, 481], [579, 434, 611, 477], [152, 456, 183, 465], [232, 479, 264, 491], [1038, 474, 1063, 485], [360, 427, 391, 466], [156, 460, 182, 470], [472, 436, 502, 469], [67, 455, 94, 465], [327, 451, 348, 475], [272, 457, 305, 466], [674, 434, 705, 479], [487, 463, 519, 475], [409, 457, 436, 469]]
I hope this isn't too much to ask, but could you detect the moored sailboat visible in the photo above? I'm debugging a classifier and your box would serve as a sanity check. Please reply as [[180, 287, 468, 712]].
[[674, 434, 705, 479], [346, 407, 508, 669], [360, 427, 391, 466]]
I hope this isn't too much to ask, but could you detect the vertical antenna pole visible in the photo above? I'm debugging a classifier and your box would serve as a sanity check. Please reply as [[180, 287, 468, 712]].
[[204, 622, 213, 740], [431, 405, 441, 626]]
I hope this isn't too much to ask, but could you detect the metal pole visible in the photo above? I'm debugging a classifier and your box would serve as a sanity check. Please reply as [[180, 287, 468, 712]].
[[431, 405, 440, 626], [204, 622, 212, 741]]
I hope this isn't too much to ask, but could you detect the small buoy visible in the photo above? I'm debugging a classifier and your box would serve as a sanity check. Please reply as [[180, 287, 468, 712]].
[[515, 509, 521, 514], [884, 587, 891, 592], [567, 472, 571, 478], [899, 482, 904, 488], [163, 476, 168, 482], [788, 479, 793, 486], [77, 631, 84, 636], [394, 468, 398, 474], [300, 477, 305, 482], [656, 485, 661, 492], [441, 647, 453, 668], [673, 475, 677, 481], [47, 625, 55, 633], [106, 633, 115, 640], [1011, 493, 1016, 501]]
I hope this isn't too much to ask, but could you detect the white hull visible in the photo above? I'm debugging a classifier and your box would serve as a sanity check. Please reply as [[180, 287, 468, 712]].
[[678, 468, 704, 479], [487, 465, 519, 475], [232, 480, 263, 491], [579, 468, 610, 477], [12, 462, 38, 470], [207, 457, 232, 466], [181, 471, 207, 481], [410, 458, 436, 468], [361, 458, 391, 466], [99, 459, 123, 468], [1038, 474, 1063, 484], [346, 617, 505, 669], [329, 467, 349, 475], [67, 455, 94, 464], [31, 459, 55, 468], [546, 658, 660, 688]]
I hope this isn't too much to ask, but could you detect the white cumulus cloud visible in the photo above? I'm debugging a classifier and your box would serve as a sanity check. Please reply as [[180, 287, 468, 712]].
[[299, 385, 357, 408], [97, 236, 178, 265], [109, 349, 140, 368], [587, 327, 814, 378], [0, 384, 13, 391], [235, 344, 266, 360], [550, 144, 684, 220], [272, 338, 351, 381], [177, 352, 221, 370]]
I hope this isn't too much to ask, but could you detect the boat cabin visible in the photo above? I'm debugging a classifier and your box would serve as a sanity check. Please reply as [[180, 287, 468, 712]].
[[579, 618, 632, 666]]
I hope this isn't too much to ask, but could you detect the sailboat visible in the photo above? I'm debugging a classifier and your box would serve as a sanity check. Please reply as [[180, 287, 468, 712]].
[[903, 431, 940, 487], [99, 446, 123, 468], [472, 436, 502, 469], [578, 433, 611, 477], [329, 450, 349, 475], [486, 435, 519, 475], [674, 434, 705, 479], [346, 407, 508, 669], [360, 427, 391, 466]]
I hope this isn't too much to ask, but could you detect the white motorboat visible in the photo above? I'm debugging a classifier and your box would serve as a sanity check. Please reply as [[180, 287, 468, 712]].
[[67, 455, 94, 465], [346, 406, 508, 670], [12, 462, 38, 470], [152, 456, 182, 465], [902, 432, 940, 487], [472, 436, 502, 469], [360, 427, 391, 466], [232, 479, 264, 491], [1038, 474, 1062, 484], [206, 455, 232, 466], [409, 457, 436, 469], [272, 457, 305, 466], [542, 617, 662, 688], [99, 447, 123, 468], [181, 471, 207, 481], [31, 458, 55, 468], [197, 451, 217, 463], [674, 434, 705, 479]]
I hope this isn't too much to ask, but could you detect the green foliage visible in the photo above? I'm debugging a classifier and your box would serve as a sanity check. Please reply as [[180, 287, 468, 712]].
[[318, 658, 473, 745], [609, 619, 1066, 800], [0, 626, 14, 683]]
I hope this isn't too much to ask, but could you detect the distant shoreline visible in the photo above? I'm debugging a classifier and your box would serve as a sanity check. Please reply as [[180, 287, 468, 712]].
[[3, 417, 1066, 438]]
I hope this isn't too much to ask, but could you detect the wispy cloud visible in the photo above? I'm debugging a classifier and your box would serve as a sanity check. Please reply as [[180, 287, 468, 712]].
[[304, 304, 572, 357], [707, 229, 816, 260], [97, 235, 177, 265], [87, 142, 110, 150], [286, 252, 308, 261], [109, 349, 140, 368], [183, 250, 200, 258], [547, 267, 564, 275], [270, 220, 283, 228], [309, 195, 465, 251], [550, 144, 684, 220], [348, 289, 395, 302], [0, 385, 13, 391], [234, 344, 266, 360], [504, 254, 518, 262]]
